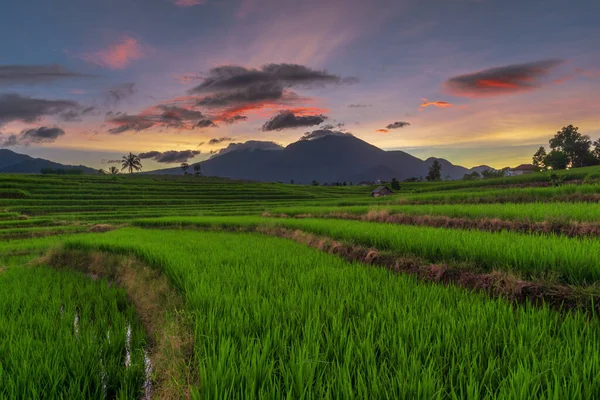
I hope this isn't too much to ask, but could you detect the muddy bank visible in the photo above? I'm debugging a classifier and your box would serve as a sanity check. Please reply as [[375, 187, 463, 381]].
[[266, 210, 600, 238]]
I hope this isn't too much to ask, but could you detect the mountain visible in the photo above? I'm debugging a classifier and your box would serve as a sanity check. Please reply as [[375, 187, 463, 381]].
[[149, 135, 474, 183], [0, 149, 98, 174]]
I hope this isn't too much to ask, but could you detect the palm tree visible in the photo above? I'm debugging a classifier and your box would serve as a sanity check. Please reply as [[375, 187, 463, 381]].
[[109, 166, 120, 175], [181, 163, 190, 174], [98, 168, 106, 175], [193, 164, 202, 176], [121, 153, 142, 174]]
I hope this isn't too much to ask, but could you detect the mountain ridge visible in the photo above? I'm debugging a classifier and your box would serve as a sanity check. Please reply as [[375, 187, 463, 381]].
[[148, 135, 478, 183]]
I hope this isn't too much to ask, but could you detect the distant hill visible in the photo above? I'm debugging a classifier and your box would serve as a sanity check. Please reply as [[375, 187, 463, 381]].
[[149, 135, 476, 183], [0, 149, 97, 174]]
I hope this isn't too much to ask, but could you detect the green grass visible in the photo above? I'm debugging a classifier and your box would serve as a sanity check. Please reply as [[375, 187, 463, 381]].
[[270, 201, 600, 223], [134, 216, 600, 284], [0, 266, 147, 398], [62, 228, 600, 398], [400, 183, 600, 204]]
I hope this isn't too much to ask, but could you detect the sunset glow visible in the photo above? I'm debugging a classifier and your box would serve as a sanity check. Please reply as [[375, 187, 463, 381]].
[[1, 0, 598, 170]]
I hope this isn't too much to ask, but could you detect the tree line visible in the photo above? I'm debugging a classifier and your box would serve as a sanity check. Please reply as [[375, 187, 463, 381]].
[[533, 125, 600, 170]]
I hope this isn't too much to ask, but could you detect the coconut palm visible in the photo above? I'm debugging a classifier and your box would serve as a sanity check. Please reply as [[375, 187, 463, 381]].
[[181, 163, 190, 174], [98, 168, 106, 175], [108, 166, 120, 175], [121, 153, 142, 174]]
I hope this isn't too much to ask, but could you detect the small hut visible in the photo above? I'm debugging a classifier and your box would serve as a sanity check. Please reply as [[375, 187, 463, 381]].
[[371, 186, 393, 197], [510, 164, 537, 176]]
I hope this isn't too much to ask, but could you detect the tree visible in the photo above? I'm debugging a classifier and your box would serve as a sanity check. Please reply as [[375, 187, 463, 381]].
[[193, 164, 202, 176], [543, 150, 568, 170], [481, 168, 506, 179], [532, 146, 547, 170], [390, 177, 401, 190], [462, 171, 481, 181], [121, 153, 142, 174], [426, 160, 442, 181], [311, 180, 319, 186], [108, 166, 120, 175], [181, 163, 190, 174], [548, 125, 593, 168], [98, 169, 106, 175], [593, 139, 600, 161]]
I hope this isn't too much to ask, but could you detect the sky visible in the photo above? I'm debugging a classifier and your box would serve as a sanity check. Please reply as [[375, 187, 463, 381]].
[[1, 0, 599, 170]]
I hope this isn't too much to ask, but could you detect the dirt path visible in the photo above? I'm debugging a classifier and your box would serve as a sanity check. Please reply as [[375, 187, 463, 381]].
[[43, 250, 196, 399]]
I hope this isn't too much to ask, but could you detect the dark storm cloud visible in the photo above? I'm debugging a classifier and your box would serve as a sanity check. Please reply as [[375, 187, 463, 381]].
[[107, 105, 211, 133], [261, 111, 327, 131], [157, 105, 206, 120], [197, 119, 217, 128], [195, 82, 284, 107], [189, 63, 352, 94], [138, 150, 201, 163], [2, 126, 65, 146], [386, 121, 410, 129], [0, 93, 81, 125], [0, 65, 89, 85], [104, 82, 136, 106], [107, 114, 154, 134], [215, 140, 284, 156], [222, 115, 247, 124], [445, 59, 564, 97], [139, 151, 163, 159], [208, 137, 234, 144], [300, 129, 353, 141]]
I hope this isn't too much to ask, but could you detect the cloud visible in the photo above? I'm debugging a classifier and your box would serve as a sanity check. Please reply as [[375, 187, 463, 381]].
[[157, 105, 207, 127], [209, 137, 234, 144], [106, 104, 214, 133], [174, 74, 204, 84], [196, 82, 284, 107], [101, 159, 121, 164], [107, 114, 154, 134], [0, 65, 89, 85], [300, 129, 353, 141], [419, 100, 453, 110], [190, 63, 352, 94], [197, 119, 217, 128], [139, 149, 201, 163], [262, 110, 327, 131], [104, 83, 136, 106], [445, 59, 563, 97], [81, 36, 144, 70], [375, 129, 389, 134], [173, 0, 205, 6], [215, 140, 284, 156], [2, 126, 65, 147], [0, 93, 80, 125], [348, 104, 371, 108], [222, 115, 248, 124], [386, 121, 410, 129]]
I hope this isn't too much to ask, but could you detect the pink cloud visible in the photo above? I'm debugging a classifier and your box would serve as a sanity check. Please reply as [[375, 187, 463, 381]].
[[419, 99, 453, 111], [173, 0, 205, 6], [69, 89, 86, 95], [81, 36, 144, 70]]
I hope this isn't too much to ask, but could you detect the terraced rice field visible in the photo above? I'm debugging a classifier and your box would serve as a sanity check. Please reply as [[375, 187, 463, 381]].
[[3, 171, 600, 398]]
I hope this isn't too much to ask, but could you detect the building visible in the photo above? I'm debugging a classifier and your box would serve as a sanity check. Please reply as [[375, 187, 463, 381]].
[[371, 186, 393, 197], [509, 164, 537, 176]]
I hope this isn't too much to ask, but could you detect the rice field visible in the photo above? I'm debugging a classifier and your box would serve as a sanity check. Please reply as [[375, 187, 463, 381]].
[[270, 201, 600, 223], [0, 266, 148, 399], [3, 172, 600, 398]]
